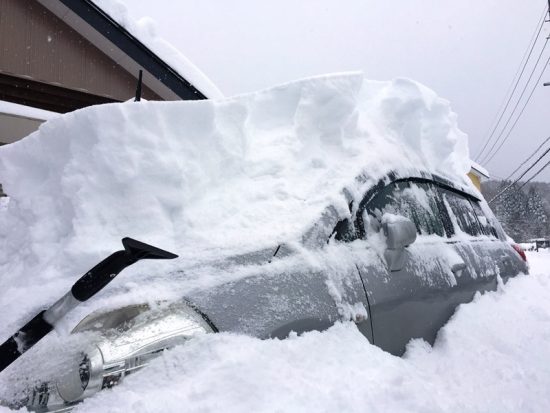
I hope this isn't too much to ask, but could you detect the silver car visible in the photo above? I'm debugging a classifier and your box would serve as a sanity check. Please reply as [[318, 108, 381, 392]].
[[8, 170, 528, 412]]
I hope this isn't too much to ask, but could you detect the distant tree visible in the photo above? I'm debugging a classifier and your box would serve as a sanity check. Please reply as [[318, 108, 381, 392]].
[[492, 181, 529, 242], [526, 186, 549, 239], [481, 180, 550, 242]]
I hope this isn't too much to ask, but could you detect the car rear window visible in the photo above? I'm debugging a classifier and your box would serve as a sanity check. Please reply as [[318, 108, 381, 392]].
[[470, 200, 499, 238], [439, 189, 483, 237]]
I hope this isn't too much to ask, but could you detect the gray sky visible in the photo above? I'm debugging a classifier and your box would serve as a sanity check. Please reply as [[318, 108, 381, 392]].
[[124, 0, 550, 182]]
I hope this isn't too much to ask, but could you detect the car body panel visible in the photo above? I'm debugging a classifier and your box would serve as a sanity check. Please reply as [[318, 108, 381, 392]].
[[186, 250, 373, 342], [333, 173, 528, 355]]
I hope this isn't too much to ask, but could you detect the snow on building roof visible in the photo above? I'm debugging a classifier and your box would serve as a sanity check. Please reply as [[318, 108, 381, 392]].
[[91, 0, 224, 100], [0, 100, 60, 121], [36, 0, 223, 101], [0, 100, 61, 144], [470, 159, 490, 179]]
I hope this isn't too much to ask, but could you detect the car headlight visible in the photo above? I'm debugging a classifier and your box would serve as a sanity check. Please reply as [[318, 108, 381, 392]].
[[27, 302, 214, 411]]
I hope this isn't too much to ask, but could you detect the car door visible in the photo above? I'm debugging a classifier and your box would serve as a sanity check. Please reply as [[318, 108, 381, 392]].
[[350, 179, 464, 356], [438, 188, 526, 285], [437, 187, 501, 296]]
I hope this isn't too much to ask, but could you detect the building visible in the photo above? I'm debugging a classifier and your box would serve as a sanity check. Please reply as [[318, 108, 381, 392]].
[[526, 238, 550, 250], [468, 160, 490, 191], [0, 0, 222, 145]]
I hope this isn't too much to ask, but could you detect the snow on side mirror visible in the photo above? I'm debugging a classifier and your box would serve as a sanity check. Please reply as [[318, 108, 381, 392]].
[[382, 214, 417, 272], [382, 214, 417, 249]]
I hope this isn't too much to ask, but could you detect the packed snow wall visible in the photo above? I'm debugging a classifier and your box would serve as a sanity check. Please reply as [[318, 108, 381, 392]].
[[0, 73, 471, 331]]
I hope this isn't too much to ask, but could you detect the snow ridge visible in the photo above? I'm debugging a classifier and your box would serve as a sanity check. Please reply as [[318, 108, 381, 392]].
[[0, 73, 470, 337]]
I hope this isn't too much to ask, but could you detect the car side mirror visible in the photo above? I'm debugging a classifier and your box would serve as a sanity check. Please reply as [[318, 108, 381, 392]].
[[383, 215, 417, 249], [382, 215, 417, 272]]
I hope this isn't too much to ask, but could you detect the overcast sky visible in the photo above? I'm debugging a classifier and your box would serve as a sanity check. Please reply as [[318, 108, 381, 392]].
[[123, 0, 550, 182]]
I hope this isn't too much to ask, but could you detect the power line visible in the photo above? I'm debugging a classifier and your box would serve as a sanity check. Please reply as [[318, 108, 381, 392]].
[[480, 39, 550, 164], [475, 6, 547, 161], [475, 6, 548, 161], [501, 136, 550, 181], [500, 219, 545, 223], [488, 145, 550, 204], [483, 53, 550, 164], [518, 157, 550, 190]]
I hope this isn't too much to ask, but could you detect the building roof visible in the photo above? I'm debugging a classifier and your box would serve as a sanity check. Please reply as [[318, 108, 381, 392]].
[[0, 100, 59, 122], [470, 159, 490, 180], [0, 100, 60, 144], [37, 0, 223, 101]]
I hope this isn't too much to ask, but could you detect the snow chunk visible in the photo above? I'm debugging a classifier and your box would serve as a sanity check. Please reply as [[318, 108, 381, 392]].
[[0, 73, 470, 332]]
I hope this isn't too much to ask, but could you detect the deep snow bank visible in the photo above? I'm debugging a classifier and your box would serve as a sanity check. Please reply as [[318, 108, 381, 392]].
[[0, 73, 470, 334], [19, 251, 546, 413]]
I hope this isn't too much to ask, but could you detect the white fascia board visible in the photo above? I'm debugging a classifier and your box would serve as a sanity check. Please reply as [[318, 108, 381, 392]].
[[36, 0, 180, 100]]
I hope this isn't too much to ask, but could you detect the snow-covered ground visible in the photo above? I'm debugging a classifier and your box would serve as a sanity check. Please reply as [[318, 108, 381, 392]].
[[48, 250, 549, 413], [0, 251, 548, 411]]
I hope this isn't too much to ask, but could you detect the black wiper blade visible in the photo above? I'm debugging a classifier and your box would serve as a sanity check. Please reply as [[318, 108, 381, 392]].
[[0, 237, 177, 373]]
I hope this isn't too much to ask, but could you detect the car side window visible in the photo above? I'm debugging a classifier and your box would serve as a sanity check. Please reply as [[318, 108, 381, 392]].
[[365, 181, 445, 236], [470, 200, 498, 238], [439, 189, 482, 236]]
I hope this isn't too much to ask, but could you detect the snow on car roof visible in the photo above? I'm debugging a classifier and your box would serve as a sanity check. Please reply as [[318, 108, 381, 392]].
[[0, 73, 471, 330]]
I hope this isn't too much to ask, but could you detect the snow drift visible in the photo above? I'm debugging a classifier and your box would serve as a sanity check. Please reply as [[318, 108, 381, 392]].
[[2, 252, 548, 413], [63, 253, 550, 413], [0, 73, 471, 341]]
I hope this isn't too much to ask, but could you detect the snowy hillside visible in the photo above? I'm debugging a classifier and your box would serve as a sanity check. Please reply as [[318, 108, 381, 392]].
[[482, 180, 550, 241]]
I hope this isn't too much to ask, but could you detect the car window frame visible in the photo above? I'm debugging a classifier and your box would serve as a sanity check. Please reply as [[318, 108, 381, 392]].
[[437, 187, 484, 237], [333, 175, 488, 243], [467, 198, 500, 239]]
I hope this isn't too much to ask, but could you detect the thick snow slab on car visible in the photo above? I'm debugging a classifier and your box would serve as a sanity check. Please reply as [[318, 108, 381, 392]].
[[0, 73, 471, 341]]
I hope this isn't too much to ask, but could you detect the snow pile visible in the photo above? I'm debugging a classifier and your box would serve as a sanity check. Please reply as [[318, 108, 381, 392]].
[[0, 73, 470, 338], [5, 250, 538, 413], [91, 0, 223, 99]]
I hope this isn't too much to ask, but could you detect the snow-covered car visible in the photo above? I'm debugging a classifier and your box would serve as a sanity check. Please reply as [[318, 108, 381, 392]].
[[0, 74, 528, 411], [10, 169, 528, 412]]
